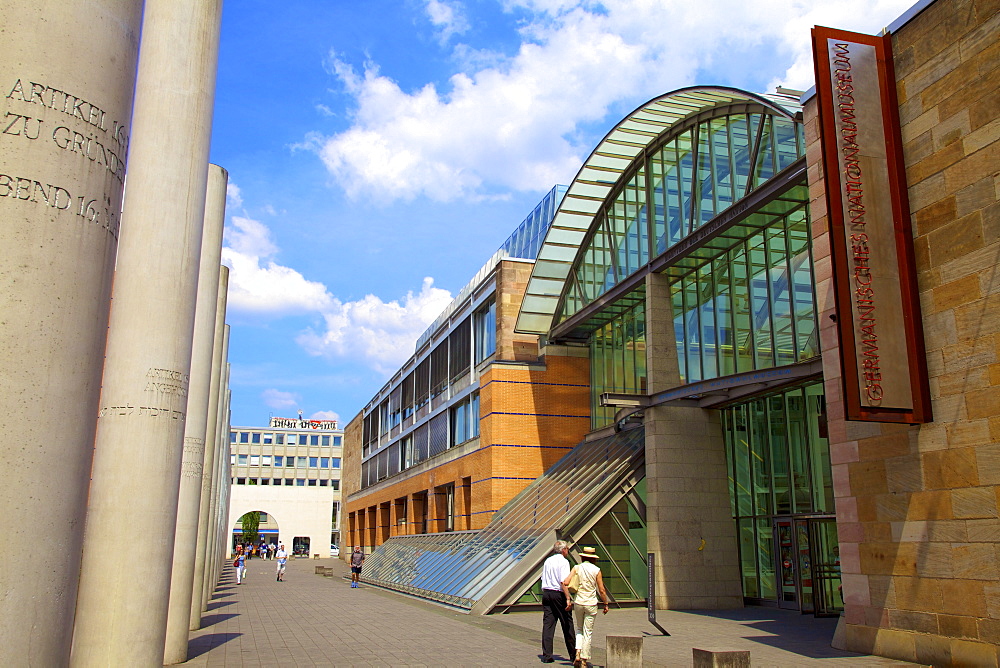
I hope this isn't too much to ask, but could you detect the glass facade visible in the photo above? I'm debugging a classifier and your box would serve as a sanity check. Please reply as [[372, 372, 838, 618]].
[[559, 107, 804, 324], [721, 382, 840, 614], [671, 210, 817, 384], [589, 298, 646, 429]]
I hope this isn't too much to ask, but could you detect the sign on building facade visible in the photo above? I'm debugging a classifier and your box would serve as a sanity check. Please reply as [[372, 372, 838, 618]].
[[811, 27, 931, 424], [269, 417, 339, 430]]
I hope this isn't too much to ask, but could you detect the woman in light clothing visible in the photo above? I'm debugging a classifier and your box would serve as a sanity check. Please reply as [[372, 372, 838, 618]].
[[561, 546, 609, 668]]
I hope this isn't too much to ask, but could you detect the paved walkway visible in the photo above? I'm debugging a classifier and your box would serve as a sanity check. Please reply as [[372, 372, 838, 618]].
[[183, 557, 921, 667]]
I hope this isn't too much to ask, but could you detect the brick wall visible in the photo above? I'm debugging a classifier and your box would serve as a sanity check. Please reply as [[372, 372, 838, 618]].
[[808, 0, 999, 663]]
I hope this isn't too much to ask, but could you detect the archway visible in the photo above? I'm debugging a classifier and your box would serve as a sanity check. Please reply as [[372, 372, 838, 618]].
[[232, 509, 280, 557]]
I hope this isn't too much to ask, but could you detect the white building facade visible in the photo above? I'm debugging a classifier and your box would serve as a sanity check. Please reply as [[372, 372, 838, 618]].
[[227, 417, 343, 557]]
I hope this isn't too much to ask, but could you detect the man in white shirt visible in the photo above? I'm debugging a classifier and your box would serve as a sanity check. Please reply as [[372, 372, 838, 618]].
[[275, 543, 288, 582], [540, 540, 576, 663]]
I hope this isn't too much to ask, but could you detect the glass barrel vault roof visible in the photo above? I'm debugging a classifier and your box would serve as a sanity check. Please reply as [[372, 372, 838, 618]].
[[515, 86, 802, 336]]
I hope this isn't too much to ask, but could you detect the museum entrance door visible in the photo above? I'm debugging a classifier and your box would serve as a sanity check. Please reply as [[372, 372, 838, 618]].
[[773, 517, 840, 615]]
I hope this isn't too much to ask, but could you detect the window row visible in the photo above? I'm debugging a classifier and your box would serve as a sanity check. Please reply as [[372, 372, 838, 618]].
[[232, 478, 340, 489], [363, 301, 494, 453], [361, 393, 480, 489], [230, 432, 342, 446], [232, 454, 341, 468]]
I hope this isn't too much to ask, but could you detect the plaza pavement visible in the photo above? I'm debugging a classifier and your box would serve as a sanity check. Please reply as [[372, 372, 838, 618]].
[[183, 556, 922, 667]]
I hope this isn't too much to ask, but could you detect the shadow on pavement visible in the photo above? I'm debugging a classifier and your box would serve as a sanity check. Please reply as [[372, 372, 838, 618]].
[[205, 600, 235, 610], [198, 613, 239, 627], [186, 633, 242, 659], [680, 609, 858, 659]]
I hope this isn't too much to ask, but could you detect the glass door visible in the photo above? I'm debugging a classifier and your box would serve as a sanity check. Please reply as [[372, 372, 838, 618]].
[[809, 518, 843, 616], [774, 519, 798, 609]]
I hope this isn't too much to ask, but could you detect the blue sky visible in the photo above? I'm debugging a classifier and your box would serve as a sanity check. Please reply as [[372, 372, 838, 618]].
[[209, 0, 914, 428]]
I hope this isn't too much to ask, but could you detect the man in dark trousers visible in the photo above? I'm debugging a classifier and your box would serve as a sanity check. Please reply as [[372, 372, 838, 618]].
[[540, 540, 576, 663]]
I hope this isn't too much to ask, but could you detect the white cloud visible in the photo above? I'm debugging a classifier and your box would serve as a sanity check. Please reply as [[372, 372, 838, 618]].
[[297, 277, 454, 374], [221, 214, 333, 316], [222, 183, 453, 370], [426, 0, 470, 44], [311, 410, 341, 422], [262, 388, 299, 409], [310, 0, 913, 203], [226, 182, 243, 208]]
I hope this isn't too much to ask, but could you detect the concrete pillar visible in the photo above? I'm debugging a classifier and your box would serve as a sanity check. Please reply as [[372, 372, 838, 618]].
[[644, 272, 742, 609], [0, 2, 143, 665], [191, 265, 229, 625], [163, 167, 227, 663], [70, 1, 223, 665]]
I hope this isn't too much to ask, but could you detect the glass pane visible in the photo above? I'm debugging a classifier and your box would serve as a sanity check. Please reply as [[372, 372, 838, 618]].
[[756, 516, 776, 600], [739, 518, 759, 598]]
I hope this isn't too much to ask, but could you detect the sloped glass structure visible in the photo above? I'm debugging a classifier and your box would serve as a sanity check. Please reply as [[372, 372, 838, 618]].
[[359, 426, 646, 613]]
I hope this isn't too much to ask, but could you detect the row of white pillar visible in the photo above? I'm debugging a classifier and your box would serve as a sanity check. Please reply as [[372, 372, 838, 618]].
[[0, 0, 233, 665]]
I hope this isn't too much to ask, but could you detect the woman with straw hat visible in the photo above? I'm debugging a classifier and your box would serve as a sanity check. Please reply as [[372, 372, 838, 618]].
[[561, 547, 609, 668]]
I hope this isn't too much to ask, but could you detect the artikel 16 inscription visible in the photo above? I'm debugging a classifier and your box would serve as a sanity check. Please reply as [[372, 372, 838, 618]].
[[0, 173, 120, 239]]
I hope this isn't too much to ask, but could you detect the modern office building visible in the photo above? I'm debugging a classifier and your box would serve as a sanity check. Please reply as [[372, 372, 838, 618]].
[[228, 416, 344, 556], [351, 0, 998, 663], [342, 185, 594, 549]]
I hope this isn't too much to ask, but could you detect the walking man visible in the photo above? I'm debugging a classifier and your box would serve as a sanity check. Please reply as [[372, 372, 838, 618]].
[[540, 540, 576, 663], [275, 542, 288, 582], [350, 547, 364, 588]]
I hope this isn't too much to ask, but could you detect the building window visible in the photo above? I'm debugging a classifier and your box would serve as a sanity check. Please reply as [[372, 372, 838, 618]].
[[450, 393, 480, 446], [414, 357, 430, 411], [309, 457, 318, 468], [308, 479, 317, 486], [402, 371, 414, 420], [430, 341, 448, 400], [237, 454, 248, 466], [474, 298, 496, 363], [263, 433, 273, 444], [260, 478, 270, 485], [448, 317, 471, 383], [320, 479, 329, 486], [286, 434, 297, 445], [229, 432, 236, 443], [310, 434, 319, 445], [251, 432, 261, 444], [276, 434, 285, 444], [400, 436, 413, 471], [296, 479, 305, 486], [331, 480, 340, 491], [250, 455, 260, 466], [321, 457, 330, 468], [331, 458, 341, 469], [284, 478, 293, 486], [333, 436, 342, 447], [274, 456, 283, 467], [262, 455, 271, 466], [379, 398, 391, 437], [236, 477, 246, 485], [230, 454, 236, 465], [297, 456, 307, 468], [239, 432, 249, 443], [321, 435, 330, 446]]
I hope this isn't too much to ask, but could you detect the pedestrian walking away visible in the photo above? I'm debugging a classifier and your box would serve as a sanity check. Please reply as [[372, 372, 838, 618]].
[[562, 547, 609, 668], [350, 546, 364, 588], [275, 542, 288, 581], [539, 539, 576, 663]]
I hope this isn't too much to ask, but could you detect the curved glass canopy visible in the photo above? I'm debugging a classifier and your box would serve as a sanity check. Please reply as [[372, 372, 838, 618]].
[[515, 86, 803, 337]]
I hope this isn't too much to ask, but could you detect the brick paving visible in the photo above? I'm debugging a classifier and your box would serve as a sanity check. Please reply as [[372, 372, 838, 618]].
[[183, 557, 921, 667]]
